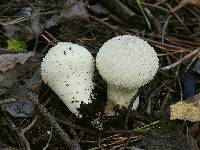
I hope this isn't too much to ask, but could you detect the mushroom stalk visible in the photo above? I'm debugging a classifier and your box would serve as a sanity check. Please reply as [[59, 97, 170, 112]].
[[105, 84, 139, 116], [96, 35, 159, 116]]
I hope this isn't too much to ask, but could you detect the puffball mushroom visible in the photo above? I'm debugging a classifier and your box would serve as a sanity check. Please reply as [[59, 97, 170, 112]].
[[41, 42, 94, 116], [96, 35, 159, 116]]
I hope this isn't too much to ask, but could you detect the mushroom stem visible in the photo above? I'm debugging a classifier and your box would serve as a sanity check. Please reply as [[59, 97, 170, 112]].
[[105, 84, 139, 116]]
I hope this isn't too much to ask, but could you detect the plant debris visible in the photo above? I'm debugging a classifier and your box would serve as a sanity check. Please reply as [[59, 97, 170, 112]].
[[1, 0, 200, 149], [0, 52, 34, 72]]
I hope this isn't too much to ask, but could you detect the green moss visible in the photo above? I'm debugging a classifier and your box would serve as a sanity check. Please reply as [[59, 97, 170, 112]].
[[7, 39, 27, 52]]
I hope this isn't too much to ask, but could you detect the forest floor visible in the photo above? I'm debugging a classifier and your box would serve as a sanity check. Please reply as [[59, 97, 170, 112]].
[[0, 0, 200, 149]]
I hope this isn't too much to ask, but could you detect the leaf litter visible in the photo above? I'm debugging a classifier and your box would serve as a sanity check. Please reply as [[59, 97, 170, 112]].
[[0, 0, 200, 149]]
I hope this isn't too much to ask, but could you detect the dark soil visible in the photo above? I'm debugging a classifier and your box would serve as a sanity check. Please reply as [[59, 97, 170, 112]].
[[0, 0, 200, 150]]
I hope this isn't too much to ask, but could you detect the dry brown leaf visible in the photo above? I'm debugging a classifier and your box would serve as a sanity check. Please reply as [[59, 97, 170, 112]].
[[61, 1, 89, 20], [0, 55, 40, 96], [171, 0, 200, 12], [0, 52, 34, 72], [45, 1, 89, 28]]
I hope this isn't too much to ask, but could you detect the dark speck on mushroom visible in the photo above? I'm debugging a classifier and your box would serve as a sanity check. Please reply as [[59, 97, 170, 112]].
[[64, 51, 66, 55], [69, 47, 72, 50]]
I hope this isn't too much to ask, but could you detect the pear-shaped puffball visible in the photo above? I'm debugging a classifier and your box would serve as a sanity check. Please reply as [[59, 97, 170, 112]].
[[41, 42, 94, 116], [96, 35, 159, 115]]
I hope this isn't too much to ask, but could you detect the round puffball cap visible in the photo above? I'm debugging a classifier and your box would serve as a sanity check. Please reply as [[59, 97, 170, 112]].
[[41, 42, 94, 115], [96, 35, 159, 89], [41, 42, 94, 83]]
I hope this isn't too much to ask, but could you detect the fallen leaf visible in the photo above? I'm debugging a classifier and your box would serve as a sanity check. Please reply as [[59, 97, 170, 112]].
[[90, 3, 109, 15], [3, 25, 21, 39], [171, 0, 200, 12], [7, 39, 27, 52], [3, 98, 33, 117], [24, 67, 42, 93], [1, 67, 42, 117], [3, 24, 33, 41], [0, 55, 39, 96], [61, 1, 89, 20], [45, 1, 89, 28], [0, 52, 34, 72]]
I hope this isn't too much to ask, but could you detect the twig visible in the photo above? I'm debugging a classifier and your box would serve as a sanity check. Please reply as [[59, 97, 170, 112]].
[[0, 98, 16, 105], [90, 15, 190, 52], [161, 48, 200, 70], [17, 130, 31, 150], [186, 51, 200, 71], [178, 77, 183, 101], [141, 2, 168, 12], [2, 110, 31, 150], [98, 0, 136, 24], [26, 89, 81, 150], [103, 129, 146, 134], [161, 15, 172, 43], [22, 115, 38, 133], [154, 0, 167, 6], [166, 3, 191, 34], [43, 129, 53, 150], [41, 31, 58, 46], [56, 118, 96, 135], [124, 89, 141, 130]]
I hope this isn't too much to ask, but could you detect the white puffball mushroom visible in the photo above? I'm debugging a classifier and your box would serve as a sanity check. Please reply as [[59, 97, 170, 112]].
[[96, 35, 159, 116], [41, 42, 94, 116]]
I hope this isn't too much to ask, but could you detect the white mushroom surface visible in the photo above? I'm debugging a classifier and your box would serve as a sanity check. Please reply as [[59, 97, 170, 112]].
[[41, 42, 94, 116], [96, 35, 159, 115]]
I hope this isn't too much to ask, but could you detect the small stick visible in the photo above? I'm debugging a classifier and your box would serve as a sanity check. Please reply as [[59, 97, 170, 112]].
[[56, 118, 96, 135], [124, 89, 141, 130], [2, 111, 31, 150], [43, 129, 53, 150], [161, 48, 200, 70], [26, 89, 81, 150], [90, 15, 190, 52], [41, 31, 58, 46], [22, 115, 38, 133], [0, 98, 16, 105]]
